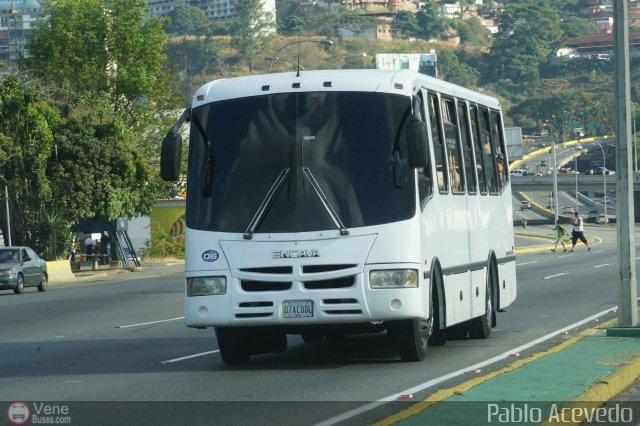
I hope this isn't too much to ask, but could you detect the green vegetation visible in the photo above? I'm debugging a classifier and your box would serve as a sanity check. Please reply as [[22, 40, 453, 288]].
[[0, 0, 181, 259], [141, 232, 185, 259]]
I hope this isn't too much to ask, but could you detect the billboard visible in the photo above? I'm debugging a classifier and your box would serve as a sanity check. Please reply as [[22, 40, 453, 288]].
[[375, 53, 437, 77]]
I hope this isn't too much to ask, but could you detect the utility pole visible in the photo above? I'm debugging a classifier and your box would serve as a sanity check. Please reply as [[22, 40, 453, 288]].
[[611, 0, 638, 331], [4, 186, 11, 247]]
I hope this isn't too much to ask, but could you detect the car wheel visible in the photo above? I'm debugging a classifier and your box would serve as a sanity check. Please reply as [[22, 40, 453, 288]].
[[37, 273, 48, 292], [14, 274, 24, 294]]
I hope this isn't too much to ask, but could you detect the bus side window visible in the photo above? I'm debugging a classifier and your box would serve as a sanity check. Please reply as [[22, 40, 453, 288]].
[[479, 108, 498, 194], [428, 93, 448, 193], [457, 101, 477, 194], [414, 94, 433, 204], [491, 111, 508, 190], [441, 97, 464, 194], [469, 105, 487, 194]]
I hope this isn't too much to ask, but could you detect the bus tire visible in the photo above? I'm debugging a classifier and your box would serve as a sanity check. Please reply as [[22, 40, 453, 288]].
[[389, 318, 430, 362], [215, 327, 250, 365], [469, 264, 495, 339], [428, 267, 446, 346]]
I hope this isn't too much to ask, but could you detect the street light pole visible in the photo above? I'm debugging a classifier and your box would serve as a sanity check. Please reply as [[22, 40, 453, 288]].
[[595, 142, 608, 227], [568, 146, 579, 211], [546, 122, 560, 224]]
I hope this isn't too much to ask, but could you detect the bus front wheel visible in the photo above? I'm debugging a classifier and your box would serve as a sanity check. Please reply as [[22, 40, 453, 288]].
[[389, 317, 431, 362], [215, 327, 251, 365]]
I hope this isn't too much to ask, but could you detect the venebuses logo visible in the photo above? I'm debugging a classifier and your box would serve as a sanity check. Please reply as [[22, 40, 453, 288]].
[[7, 402, 30, 424]]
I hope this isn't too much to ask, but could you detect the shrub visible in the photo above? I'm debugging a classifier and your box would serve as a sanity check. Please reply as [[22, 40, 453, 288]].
[[141, 232, 184, 259]]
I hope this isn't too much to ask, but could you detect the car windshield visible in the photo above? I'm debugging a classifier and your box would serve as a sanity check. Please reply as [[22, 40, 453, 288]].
[[0, 249, 19, 263], [186, 91, 416, 233]]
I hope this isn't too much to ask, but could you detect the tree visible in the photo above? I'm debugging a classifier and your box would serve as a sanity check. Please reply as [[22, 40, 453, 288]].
[[560, 16, 599, 38], [230, 0, 276, 72], [166, 5, 212, 36], [486, 0, 563, 92], [12, 0, 181, 257], [416, 2, 447, 40], [393, 11, 420, 40], [279, 15, 305, 36], [437, 49, 478, 88], [0, 74, 68, 257], [24, 0, 175, 119], [336, 11, 381, 38]]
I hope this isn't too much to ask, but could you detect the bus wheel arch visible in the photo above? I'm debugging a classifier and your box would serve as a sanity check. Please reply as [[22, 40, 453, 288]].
[[428, 259, 446, 346], [469, 253, 498, 338]]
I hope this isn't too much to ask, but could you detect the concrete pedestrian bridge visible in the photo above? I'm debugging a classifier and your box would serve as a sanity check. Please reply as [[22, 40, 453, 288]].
[[510, 174, 640, 191]]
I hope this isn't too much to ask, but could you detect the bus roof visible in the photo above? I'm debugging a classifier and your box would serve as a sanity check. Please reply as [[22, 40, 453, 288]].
[[191, 69, 501, 110]]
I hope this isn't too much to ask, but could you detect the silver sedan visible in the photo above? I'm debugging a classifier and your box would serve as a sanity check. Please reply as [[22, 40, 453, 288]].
[[0, 247, 48, 294]]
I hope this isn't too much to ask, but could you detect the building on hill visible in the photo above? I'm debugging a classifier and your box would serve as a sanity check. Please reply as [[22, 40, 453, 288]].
[[553, 32, 640, 63], [145, 0, 276, 25], [0, 0, 44, 72], [342, 0, 416, 13]]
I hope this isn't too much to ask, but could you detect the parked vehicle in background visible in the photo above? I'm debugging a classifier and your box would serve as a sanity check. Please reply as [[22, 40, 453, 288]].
[[520, 201, 531, 210], [562, 206, 575, 214], [510, 169, 525, 177], [596, 215, 609, 224], [0, 247, 48, 294], [595, 167, 615, 175]]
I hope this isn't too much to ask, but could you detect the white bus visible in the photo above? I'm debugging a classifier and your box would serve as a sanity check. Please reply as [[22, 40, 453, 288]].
[[161, 69, 517, 364]]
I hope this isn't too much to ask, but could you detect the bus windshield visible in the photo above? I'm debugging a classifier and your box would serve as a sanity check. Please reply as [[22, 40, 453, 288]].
[[186, 91, 416, 233]]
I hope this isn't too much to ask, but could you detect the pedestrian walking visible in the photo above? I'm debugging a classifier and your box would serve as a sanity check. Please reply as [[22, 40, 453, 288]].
[[550, 219, 567, 253], [569, 211, 591, 253]]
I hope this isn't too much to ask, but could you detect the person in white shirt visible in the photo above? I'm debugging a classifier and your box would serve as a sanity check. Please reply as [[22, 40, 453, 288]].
[[84, 236, 95, 256], [569, 211, 591, 253]]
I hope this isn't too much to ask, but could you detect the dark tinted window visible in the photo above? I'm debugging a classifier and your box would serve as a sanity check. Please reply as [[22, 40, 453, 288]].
[[428, 93, 448, 193], [415, 92, 433, 205], [441, 98, 464, 194], [457, 102, 477, 194], [470, 105, 488, 194], [186, 92, 416, 233]]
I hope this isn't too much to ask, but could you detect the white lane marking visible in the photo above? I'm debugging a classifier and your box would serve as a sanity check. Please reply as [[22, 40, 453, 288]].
[[558, 254, 572, 258], [314, 304, 635, 426], [593, 263, 612, 269], [516, 261, 538, 266], [543, 272, 569, 280], [116, 317, 184, 329], [592, 250, 604, 254], [160, 350, 220, 364]]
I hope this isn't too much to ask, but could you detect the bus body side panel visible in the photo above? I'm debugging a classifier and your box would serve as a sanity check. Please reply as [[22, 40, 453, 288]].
[[184, 219, 429, 328]]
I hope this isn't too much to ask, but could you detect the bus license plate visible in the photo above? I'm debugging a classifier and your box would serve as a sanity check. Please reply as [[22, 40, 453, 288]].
[[283, 300, 314, 318]]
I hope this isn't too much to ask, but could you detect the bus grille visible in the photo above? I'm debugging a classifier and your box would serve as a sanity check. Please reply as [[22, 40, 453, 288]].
[[303, 276, 355, 290], [241, 280, 292, 292]]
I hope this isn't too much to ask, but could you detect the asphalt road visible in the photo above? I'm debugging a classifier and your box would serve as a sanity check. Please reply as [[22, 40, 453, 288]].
[[0, 226, 636, 425]]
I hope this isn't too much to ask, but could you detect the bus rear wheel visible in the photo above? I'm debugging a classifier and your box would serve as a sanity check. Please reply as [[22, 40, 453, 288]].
[[469, 265, 495, 339], [215, 327, 250, 365]]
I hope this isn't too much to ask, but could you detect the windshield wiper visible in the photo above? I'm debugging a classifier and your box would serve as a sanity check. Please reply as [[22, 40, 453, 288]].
[[243, 168, 290, 240], [302, 167, 349, 236], [190, 113, 216, 197]]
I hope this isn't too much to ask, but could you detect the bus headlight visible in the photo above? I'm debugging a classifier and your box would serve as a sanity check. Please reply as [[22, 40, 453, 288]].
[[187, 276, 227, 296], [369, 269, 418, 289]]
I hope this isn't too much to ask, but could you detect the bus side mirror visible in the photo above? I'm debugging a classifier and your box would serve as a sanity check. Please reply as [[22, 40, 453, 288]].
[[160, 128, 182, 181], [405, 118, 428, 169]]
